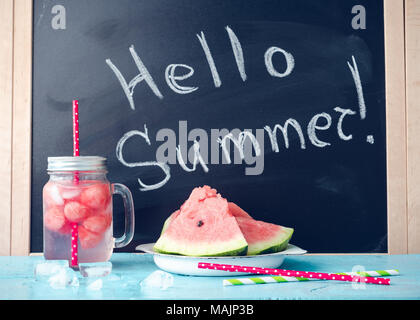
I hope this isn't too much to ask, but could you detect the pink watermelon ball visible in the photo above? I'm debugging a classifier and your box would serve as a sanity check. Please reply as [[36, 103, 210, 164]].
[[64, 201, 91, 223], [44, 206, 66, 232], [82, 215, 109, 234], [97, 204, 112, 228], [78, 225, 103, 249], [57, 220, 72, 235], [80, 183, 110, 209]]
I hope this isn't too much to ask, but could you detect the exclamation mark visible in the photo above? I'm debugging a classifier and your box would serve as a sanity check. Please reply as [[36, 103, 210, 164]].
[[347, 55, 374, 144]]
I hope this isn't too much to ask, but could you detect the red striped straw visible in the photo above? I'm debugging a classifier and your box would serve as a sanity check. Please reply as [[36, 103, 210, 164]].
[[198, 262, 391, 285], [71, 99, 80, 267]]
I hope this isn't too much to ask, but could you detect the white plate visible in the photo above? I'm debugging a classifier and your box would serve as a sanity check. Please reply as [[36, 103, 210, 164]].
[[135, 243, 307, 276]]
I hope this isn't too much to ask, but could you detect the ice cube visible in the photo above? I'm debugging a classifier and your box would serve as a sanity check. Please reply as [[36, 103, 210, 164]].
[[48, 267, 79, 289], [48, 184, 64, 205], [34, 260, 69, 280], [140, 270, 173, 290], [60, 187, 81, 200], [87, 279, 103, 291], [105, 273, 121, 281], [79, 262, 112, 277]]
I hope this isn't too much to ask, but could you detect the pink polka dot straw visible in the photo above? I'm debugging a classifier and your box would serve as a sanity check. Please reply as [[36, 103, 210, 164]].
[[71, 99, 80, 267], [197, 262, 391, 285]]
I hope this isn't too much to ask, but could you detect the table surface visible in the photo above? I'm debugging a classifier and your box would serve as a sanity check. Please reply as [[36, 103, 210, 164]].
[[0, 253, 419, 300]]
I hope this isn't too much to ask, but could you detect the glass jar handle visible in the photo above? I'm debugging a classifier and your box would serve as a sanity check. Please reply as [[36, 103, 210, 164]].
[[112, 183, 135, 248]]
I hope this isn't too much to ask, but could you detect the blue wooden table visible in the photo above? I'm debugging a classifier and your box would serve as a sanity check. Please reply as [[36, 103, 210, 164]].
[[0, 253, 419, 300]]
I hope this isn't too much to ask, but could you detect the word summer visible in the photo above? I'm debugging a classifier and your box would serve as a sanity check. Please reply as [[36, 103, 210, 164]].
[[116, 103, 364, 191]]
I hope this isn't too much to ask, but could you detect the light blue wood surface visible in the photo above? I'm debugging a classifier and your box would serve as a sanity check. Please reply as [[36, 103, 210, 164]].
[[0, 253, 419, 300]]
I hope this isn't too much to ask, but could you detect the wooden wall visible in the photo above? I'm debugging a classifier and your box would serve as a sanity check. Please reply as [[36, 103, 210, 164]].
[[406, 0, 420, 254], [0, 0, 14, 256], [0, 0, 418, 255], [0, 0, 32, 256]]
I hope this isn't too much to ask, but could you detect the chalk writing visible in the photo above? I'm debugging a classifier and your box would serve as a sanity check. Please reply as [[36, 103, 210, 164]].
[[105, 25, 373, 191]]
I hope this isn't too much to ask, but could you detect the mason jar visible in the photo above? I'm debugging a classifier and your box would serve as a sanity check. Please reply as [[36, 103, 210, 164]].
[[43, 156, 135, 265]]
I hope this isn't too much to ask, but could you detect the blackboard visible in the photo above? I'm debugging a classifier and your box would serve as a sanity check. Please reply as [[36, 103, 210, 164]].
[[32, 0, 387, 253]]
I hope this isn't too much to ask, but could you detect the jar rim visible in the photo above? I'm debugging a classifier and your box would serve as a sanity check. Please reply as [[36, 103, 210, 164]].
[[47, 156, 107, 172]]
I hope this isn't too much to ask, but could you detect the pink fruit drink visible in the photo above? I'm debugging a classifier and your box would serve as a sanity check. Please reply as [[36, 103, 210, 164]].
[[43, 156, 135, 264]]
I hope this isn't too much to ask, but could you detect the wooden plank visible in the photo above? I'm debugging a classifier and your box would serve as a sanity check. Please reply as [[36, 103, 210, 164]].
[[11, 0, 32, 255], [384, 0, 408, 254], [406, 0, 420, 254], [0, 0, 14, 256]]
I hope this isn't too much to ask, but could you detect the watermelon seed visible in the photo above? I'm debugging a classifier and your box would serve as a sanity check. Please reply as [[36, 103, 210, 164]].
[[197, 220, 204, 227]]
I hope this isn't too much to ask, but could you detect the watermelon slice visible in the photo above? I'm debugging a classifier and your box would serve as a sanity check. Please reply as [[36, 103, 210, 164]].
[[154, 186, 294, 257], [235, 216, 293, 255], [228, 202, 294, 255], [154, 186, 248, 256], [228, 202, 253, 219]]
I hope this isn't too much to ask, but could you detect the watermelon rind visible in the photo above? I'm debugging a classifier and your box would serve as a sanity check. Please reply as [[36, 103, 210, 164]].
[[153, 236, 248, 257], [247, 226, 294, 256]]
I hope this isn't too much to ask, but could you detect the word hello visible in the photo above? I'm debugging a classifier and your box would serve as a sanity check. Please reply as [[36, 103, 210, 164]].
[[106, 26, 294, 110]]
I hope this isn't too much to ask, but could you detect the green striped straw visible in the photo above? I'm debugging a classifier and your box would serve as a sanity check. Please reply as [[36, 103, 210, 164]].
[[223, 269, 399, 286]]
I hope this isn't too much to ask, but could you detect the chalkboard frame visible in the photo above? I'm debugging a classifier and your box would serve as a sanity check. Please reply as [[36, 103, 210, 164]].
[[0, 0, 409, 255]]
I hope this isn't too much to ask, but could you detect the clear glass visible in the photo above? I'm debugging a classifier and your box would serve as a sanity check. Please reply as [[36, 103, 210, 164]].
[[42, 170, 135, 264]]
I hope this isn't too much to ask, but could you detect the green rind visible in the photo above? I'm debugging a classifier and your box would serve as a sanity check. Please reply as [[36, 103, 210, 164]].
[[247, 227, 294, 255], [153, 243, 248, 257], [160, 216, 172, 235]]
